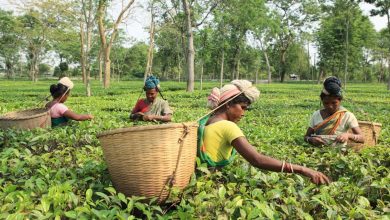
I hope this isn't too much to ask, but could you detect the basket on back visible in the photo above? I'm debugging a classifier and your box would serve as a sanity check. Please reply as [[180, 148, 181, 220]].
[[97, 122, 198, 202], [0, 108, 51, 130], [347, 121, 382, 150]]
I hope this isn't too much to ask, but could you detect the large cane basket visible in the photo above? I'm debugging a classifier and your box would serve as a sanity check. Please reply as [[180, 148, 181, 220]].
[[0, 108, 51, 130], [347, 121, 382, 150], [97, 122, 198, 202]]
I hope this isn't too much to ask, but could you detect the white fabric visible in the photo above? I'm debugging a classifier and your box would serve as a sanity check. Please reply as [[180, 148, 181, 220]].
[[58, 77, 74, 89]]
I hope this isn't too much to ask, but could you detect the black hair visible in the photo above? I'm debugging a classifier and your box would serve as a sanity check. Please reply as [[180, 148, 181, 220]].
[[320, 76, 343, 100], [228, 93, 251, 105], [50, 83, 69, 99], [217, 93, 251, 109], [213, 93, 251, 114], [143, 86, 159, 92]]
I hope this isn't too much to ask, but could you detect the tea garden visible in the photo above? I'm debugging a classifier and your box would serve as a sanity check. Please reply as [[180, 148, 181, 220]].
[[0, 80, 389, 219]]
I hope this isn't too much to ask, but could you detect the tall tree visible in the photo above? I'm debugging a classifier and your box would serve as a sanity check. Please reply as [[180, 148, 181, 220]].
[[269, 0, 321, 82], [316, 0, 376, 82], [364, 0, 390, 89], [97, 0, 136, 88], [144, 0, 156, 81], [0, 10, 21, 79], [18, 0, 76, 81], [78, 0, 98, 96], [181, 0, 195, 91]]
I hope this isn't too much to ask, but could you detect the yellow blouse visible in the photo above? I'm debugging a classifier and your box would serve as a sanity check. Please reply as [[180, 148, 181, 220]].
[[203, 120, 244, 163]]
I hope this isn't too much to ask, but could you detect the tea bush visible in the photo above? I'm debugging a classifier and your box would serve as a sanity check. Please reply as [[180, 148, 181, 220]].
[[0, 80, 389, 219]]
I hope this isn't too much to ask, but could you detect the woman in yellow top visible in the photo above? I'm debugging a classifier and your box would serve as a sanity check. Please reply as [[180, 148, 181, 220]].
[[304, 76, 364, 147], [198, 80, 330, 185]]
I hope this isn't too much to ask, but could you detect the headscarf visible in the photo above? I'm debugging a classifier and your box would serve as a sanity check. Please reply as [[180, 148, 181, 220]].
[[58, 77, 74, 90], [322, 76, 342, 97], [144, 75, 160, 90], [207, 80, 260, 109]]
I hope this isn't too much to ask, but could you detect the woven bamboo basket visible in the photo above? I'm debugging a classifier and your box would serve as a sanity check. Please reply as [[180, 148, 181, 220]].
[[97, 122, 198, 202], [347, 121, 382, 150], [0, 108, 51, 130]]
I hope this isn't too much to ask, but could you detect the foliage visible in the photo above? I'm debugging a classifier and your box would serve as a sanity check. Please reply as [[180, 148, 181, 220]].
[[0, 80, 389, 219], [317, 0, 377, 80], [38, 63, 50, 75], [0, 9, 21, 79]]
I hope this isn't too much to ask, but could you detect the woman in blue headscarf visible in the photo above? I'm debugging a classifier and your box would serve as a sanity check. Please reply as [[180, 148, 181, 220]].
[[130, 76, 173, 122]]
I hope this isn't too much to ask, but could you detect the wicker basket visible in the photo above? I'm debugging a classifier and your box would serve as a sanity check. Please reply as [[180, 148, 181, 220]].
[[347, 121, 382, 150], [0, 108, 51, 130], [97, 122, 198, 202]]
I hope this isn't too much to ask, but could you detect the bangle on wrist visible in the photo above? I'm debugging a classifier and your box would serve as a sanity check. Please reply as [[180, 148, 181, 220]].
[[281, 161, 286, 172]]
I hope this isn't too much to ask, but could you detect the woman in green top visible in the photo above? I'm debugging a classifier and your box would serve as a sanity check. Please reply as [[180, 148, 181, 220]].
[[198, 80, 330, 185]]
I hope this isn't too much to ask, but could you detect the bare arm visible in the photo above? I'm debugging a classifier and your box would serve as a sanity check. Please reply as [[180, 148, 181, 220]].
[[335, 126, 364, 143], [130, 112, 144, 120], [63, 110, 93, 121], [142, 114, 172, 122], [232, 137, 330, 185], [304, 127, 326, 146]]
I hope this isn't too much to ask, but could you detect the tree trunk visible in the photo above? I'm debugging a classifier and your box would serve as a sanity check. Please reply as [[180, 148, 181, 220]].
[[97, 0, 135, 89], [220, 49, 224, 87], [182, 0, 195, 92], [178, 52, 182, 82], [317, 69, 324, 84], [255, 67, 258, 84], [144, 2, 155, 82], [232, 43, 242, 80], [30, 50, 39, 82], [236, 59, 240, 79], [98, 48, 103, 82], [388, 56, 390, 90], [5, 60, 13, 79], [387, 11, 390, 90], [200, 59, 203, 90], [344, 16, 349, 90], [103, 50, 111, 88], [257, 36, 272, 83], [280, 49, 287, 82], [80, 22, 86, 84]]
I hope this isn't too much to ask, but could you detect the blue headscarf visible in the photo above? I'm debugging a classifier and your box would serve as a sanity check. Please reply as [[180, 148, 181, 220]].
[[144, 75, 160, 90]]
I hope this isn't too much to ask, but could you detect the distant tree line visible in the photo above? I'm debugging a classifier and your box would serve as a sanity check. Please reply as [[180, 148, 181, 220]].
[[0, 0, 389, 93]]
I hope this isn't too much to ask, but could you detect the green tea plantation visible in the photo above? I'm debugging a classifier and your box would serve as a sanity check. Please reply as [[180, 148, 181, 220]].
[[0, 80, 389, 219]]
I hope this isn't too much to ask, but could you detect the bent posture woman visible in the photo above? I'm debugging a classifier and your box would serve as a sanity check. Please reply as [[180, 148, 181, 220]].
[[130, 76, 173, 122], [304, 76, 364, 147], [198, 80, 330, 185], [45, 77, 93, 127]]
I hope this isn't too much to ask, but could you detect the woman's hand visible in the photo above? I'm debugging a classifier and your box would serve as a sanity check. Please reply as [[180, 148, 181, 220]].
[[335, 133, 349, 143], [142, 114, 154, 121], [309, 136, 327, 146], [301, 167, 330, 185]]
